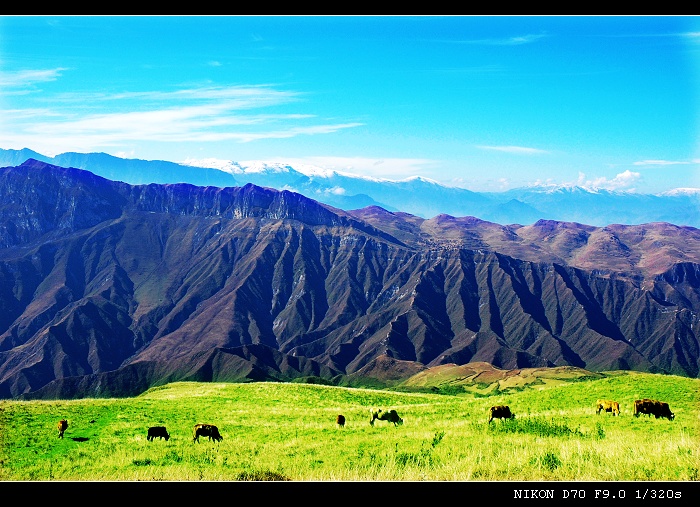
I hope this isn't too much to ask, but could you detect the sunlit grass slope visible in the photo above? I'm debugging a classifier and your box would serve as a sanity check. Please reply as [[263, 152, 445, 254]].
[[1, 371, 698, 481]]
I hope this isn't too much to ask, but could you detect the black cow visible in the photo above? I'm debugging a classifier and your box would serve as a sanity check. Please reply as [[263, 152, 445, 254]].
[[57, 419, 68, 439], [147, 426, 170, 441], [488, 405, 514, 423], [634, 399, 674, 420], [654, 401, 675, 420], [193, 423, 223, 443], [336, 414, 346, 428], [369, 408, 403, 426]]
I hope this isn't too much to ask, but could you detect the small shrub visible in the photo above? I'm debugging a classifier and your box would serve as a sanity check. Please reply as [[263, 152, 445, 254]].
[[431, 430, 445, 448], [436, 385, 466, 396], [164, 450, 183, 463], [395, 450, 433, 468], [531, 451, 561, 472], [236, 469, 290, 481], [594, 422, 605, 440]]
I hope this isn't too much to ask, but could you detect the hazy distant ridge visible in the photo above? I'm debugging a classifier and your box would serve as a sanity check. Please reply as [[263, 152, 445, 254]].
[[2, 148, 699, 228]]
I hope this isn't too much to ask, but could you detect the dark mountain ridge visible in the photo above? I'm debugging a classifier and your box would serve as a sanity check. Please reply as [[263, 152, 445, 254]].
[[1, 160, 699, 400]]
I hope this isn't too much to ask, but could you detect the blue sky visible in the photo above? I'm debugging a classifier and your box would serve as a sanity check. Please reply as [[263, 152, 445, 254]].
[[1, 15, 699, 193]]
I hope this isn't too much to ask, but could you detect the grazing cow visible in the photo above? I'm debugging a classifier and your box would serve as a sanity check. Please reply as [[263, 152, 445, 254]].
[[192, 423, 223, 443], [336, 414, 346, 428], [57, 419, 68, 439], [596, 399, 620, 416], [369, 408, 403, 426], [147, 426, 170, 441], [654, 401, 675, 420], [488, 405, 514, 423], [634, 399, 675, 420], [633, 398, 655, 417]]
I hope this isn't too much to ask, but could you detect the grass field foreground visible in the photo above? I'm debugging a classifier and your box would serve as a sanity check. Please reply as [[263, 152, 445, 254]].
[[0, 371, 698, 481]]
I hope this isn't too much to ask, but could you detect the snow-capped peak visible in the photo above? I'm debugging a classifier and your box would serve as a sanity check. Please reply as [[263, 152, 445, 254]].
[[182, 158, 243, 175], [398, 175, 442, 185], [180, 157, 434, 184]]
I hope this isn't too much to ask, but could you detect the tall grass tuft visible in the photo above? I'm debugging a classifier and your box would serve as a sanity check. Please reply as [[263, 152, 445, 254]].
[[531, 451, 562, 472], [487, 416, 587, 438], [394, 430, 446, 469]]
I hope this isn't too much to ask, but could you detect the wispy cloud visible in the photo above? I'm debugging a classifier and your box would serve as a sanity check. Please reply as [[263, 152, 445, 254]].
[[456, 34, 548, 46], [223, 124, 364, 143], [633, 159, 693, 166], [1, 83, 364, 152], [0, 68, 67, 88], [477, 145, 550, 155]]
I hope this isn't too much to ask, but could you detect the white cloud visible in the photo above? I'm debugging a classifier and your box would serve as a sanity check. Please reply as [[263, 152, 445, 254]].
[[317, 186, 346, 195], [0, 84, 364, 153], [276, 156, 439, 180], [660, 188, 700, 196], [633, 159, 692, 166], [457, 34, 548, 46], [182, 156, 441, 183], [114, 150, 137, 159], [577, 170, 641, 191], [48, 85, 300, 109], [230, 123, 364, 143], [0, 68, 67, 88], [182, 157, 241, 174], [476, 145, 550, 155]]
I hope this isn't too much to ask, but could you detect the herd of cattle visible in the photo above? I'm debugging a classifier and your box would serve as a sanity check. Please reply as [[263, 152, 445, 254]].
[[54, 397, 675, 442], [485, 398, 675, 424], [144, 423, 224, 443]]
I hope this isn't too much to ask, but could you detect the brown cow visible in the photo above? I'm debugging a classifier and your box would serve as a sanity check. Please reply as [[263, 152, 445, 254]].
[[57, 419, 68, 439], [192, 423, 223, 443], [596, 399, 620, 416], [336, 414, 346, 428], [634, 399, 674, 420], [633, 398, 654, 417], [369, 408, 403, 426], [488, 405, 514, 423]]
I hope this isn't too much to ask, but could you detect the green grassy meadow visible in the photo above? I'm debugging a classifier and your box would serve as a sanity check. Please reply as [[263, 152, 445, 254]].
[[1, 371, 698, 481]]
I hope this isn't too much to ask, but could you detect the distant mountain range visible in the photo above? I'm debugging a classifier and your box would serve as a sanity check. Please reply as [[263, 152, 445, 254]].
[[2, 148, 699, 228], [0, 159, 698, 400]]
